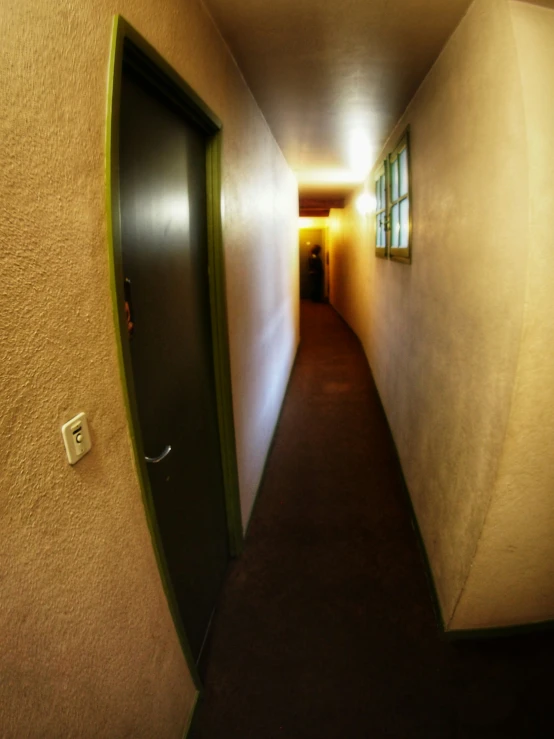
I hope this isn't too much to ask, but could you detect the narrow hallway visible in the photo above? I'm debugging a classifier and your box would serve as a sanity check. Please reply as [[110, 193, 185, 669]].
[[193, 302, 554, 739]]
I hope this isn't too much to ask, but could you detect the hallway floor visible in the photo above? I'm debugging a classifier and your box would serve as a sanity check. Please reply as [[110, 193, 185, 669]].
[[192, 302, 554, 739]]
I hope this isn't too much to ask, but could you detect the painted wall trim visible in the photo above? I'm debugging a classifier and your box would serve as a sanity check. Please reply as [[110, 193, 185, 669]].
[[105, 13, 201, 692], [206, 133, 244, 556], [105, 14, 243, 699]]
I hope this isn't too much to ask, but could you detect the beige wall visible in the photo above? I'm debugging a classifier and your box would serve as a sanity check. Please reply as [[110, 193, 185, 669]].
[[328, 0, 554, 629], [0, 0, 298, 736], [451, 1, 554, 629]]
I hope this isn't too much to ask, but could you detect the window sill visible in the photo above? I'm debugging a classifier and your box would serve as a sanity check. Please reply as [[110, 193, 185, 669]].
[[389, 253, 411, 264]]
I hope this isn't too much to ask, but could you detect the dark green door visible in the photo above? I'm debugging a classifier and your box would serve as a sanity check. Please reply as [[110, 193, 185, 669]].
[[119, 69, 229, 661]]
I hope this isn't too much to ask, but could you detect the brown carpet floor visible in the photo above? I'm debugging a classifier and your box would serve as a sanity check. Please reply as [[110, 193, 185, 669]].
[[191, 301, 554, 739]]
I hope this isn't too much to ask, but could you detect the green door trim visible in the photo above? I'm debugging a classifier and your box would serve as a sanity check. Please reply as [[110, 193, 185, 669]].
[[105, 15, 243, 693], [205, 133, 244, 555]]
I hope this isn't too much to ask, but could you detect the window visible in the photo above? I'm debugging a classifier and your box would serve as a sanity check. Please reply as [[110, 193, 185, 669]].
[[375, 163, 387, 259], [375, 128, 412, 263]]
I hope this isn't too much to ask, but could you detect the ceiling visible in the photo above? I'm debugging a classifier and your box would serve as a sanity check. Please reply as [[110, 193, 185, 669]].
[[202, 0, 475, 200]]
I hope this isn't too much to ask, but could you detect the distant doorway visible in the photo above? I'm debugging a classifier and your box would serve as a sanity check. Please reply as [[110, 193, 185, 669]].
[[299, 228, 327, 300]]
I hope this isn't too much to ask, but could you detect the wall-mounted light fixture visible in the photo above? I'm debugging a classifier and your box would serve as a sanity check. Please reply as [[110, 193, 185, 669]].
[[356, 193, 376, 216]]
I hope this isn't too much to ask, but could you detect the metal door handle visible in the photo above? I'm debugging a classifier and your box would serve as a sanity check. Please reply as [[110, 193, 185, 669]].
[[124, 277, 135, 338], [145, 445, 172, 464]]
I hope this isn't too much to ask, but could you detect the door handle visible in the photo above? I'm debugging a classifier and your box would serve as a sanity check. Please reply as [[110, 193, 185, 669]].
[[145, 445, 172, 464], [123, 277, 135, 338]]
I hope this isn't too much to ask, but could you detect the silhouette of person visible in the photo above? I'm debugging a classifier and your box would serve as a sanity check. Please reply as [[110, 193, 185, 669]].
[[308, 245, 324, 302]]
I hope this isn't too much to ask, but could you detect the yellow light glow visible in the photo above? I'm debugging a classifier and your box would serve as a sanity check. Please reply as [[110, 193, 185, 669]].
[[298, 217, 329, 228], [348, 130, 374, 178], [356, 193, 376, 216], [295, 168, 364, 186]]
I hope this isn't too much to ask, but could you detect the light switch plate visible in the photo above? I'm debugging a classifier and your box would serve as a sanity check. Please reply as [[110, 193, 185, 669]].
[[61, 412, 92, 465]]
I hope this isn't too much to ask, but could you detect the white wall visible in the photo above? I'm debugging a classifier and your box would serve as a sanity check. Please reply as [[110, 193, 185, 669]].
[[0, 0, 298, 735], [451, 0, 554, 629], [328, 0, 554, 630]]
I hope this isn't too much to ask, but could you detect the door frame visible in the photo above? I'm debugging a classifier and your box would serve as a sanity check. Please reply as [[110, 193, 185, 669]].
[[105, 15, 243, 688]]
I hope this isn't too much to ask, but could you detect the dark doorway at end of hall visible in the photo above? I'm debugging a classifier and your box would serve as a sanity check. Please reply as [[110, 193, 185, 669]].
[[299, 228, 328, 302]]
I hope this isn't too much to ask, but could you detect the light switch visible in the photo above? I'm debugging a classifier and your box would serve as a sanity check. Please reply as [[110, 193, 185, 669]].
[[61, 412, 92, 465]]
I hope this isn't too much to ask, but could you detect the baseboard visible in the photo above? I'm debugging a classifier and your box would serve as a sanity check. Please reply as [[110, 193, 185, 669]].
[[243, 340, 301, 540], [335, 304, 554, 641], [183, 690, 200, 738], [444, 619, 554, 641], [369, 380, 447, 634], [365, 357, 554, 640], [326, 302, 448, 633], [184, 344, 301, 736]]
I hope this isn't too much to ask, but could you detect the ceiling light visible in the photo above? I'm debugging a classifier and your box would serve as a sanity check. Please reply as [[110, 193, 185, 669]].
[[348, 130, 374, 178]]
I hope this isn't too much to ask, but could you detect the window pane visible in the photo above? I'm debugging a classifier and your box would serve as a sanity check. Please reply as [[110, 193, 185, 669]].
[[399, 148, 408, 196], [391, 203, 399, 247], [379, 174, 385, 209], [375, 183, 380, 210], [391, 158, 399, 202], [400, 198, 409, 246]]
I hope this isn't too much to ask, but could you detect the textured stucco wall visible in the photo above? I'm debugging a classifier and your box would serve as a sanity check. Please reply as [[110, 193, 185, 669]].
[[450, 1, 554, 629], [0, 0, 298, 736], [328, 0, 531, 627]]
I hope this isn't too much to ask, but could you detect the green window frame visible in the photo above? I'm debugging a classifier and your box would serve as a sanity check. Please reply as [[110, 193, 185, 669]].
[[375, 128, 412, 264], [375, 162, 387, 259]]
